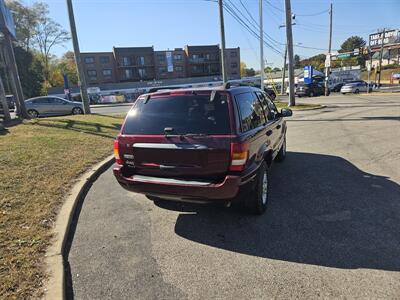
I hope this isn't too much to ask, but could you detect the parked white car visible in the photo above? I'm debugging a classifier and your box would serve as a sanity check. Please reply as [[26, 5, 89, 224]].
[[341, 81, 371, 94]]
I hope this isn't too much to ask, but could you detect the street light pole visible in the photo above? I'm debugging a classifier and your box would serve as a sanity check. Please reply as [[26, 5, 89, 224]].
[[66, 0, 91, 114], [377, 28, 386, 87], [281, 44, 287, 95], [259, 0, 264, 91], [218, 0, 227, 83], [284, 0, 295, 106], [324, 3, 333, 96]]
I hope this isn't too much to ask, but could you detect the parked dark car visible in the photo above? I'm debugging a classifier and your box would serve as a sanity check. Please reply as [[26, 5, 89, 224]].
[[113, 85, 292, 215], [331, 83, 345, 92], [295, 82, 328, 97], [6, 95, 15, 110], [264, 88, 276, 101]]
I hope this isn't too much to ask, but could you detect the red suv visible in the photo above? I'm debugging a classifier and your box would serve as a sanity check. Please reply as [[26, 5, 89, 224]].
[[113, 84, 292, 214]]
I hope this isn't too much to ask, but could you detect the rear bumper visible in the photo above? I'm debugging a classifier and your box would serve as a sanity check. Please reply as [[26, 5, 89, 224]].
[[113, 165, 241, 201]]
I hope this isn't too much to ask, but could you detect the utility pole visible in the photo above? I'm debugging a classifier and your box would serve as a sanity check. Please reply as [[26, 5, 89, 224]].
[[259, 0, 264, 91], [284, 0, 295, 106], [66, 0, 91, 114], [281, 45, 287, 95], [377, 28, 386, 87], [3, 34, 28, 118], [324, 3, 333, 96], [218, 0, 227, 83]]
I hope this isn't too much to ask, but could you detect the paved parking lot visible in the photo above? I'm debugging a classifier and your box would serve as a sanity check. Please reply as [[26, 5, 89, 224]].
[[67, 94, 400, 299]]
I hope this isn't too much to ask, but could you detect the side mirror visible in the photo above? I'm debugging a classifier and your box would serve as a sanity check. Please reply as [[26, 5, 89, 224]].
[[280, 108, 293, 117]]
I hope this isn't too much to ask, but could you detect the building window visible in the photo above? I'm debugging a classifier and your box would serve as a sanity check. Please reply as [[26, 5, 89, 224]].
[[122, 57, 131, 66], [230, 51, 237, 57], [157, 55, 165, 63], [84, 57, 95, 64], [138, 68, 146, 78], [87, 70, 97, 76], [124, 69, 133, 79], [231, 62, 238, 68], [158, 66, 167, 73], [174, 54, 182, 61], [102, 69, 112, 77], [100, 56, 110, 64], [205, 54, 210, 60], [138, 56, 145, 66], [175, 66, 183, 72]]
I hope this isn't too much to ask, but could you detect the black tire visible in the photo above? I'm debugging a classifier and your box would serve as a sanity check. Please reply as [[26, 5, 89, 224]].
[[28, 109, 39, 118], [355, 89, 359, 94], [309, 91, 314, 97], [275, 136, 286, 162], [245, 162, 269, 215], [72, 107, 83, 115]]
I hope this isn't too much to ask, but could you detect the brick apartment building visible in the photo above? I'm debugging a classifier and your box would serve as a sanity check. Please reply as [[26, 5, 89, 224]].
[[81, 52, 117, 85], [154, 48, 187, 80], [81, 45, 240, 85]]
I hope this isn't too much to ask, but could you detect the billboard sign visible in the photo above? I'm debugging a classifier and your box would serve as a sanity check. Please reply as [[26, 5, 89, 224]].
[[0, 0, 16, 38], [369, 30, 400, 48], [166, 51, 173, 73], [304, 65, 313, 84]]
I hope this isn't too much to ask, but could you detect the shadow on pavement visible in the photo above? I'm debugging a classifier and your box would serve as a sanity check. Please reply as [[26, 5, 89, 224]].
[[165, 152, 400, 271]]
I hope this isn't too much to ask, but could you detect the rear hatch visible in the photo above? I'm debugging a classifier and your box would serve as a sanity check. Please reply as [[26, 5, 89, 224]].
[[118, 90, 234, 181]]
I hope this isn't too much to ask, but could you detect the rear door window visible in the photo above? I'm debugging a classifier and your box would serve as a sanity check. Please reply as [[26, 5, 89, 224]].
[[256, 92, 277, 121], [235, 92, 266, 132], [122, 93, 231, 135]]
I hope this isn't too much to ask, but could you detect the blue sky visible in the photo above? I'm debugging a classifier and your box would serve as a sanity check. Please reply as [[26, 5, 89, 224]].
[[27, 0, 400, 69]]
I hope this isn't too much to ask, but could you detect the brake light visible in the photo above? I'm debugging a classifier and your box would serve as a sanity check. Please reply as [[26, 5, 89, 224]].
[[230, 142, 249, 171], [114, 140, 123, 165]]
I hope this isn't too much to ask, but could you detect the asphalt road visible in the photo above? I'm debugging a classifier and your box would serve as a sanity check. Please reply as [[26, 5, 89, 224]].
[[67, 94, 400, 299]]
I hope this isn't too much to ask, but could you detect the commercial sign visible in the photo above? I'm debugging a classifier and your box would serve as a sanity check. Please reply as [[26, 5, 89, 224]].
[[303, 65, 313, 84], [166, 51, 173, 73], [369, 29, 400, 48], [0, 0, 16, 38]]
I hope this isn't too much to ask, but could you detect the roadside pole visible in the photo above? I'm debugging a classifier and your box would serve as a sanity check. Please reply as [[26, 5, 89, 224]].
[[284, 0, 295, 106], [3, 34, 28, 118], [259, 0, 264, 91], [218, 0, 227, 83], [324, 3, 333, 96], [66, 0, 91, 114], [0, 74, 11, 122], [366, 59, 371, 93], [377, 28, 385, 87], [281, 45, 287, 95]]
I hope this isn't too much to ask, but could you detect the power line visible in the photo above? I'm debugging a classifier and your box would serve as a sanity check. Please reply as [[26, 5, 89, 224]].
[[296, 9, 329, 17]]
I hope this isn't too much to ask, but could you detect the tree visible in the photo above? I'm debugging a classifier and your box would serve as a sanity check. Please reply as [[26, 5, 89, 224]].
[[57, 51, 78, 86], [6, 0, 47, 51], [240, 61, 256, 77], [294, 54, 301, 68], [33, 8, 70, 91], [14, 46, 44, 98], [298, 54, 326, 71], [240, 61, 247, 77], [340, 36, 366, 53]]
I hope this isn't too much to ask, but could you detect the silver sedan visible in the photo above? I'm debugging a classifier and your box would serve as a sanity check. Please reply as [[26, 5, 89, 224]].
[[340, 82, 370, 94], [25, 96, 84, 118]]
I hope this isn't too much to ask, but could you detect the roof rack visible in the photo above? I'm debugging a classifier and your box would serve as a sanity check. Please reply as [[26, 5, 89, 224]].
[[148, 86, 183, 93]]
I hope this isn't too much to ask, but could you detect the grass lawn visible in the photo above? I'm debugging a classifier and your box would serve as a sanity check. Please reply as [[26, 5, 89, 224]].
[[274, 101, 323, 110], [0, 114, 124, 299]]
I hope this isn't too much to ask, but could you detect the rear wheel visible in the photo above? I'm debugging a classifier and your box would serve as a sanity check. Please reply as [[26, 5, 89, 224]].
[[355, 89, 359, 94], [275, 137, 286, 162], [245, 162, 269, 215], [309, 91, 314, 97], [72, 107, 83, 115], [28, 109, 39, 118]]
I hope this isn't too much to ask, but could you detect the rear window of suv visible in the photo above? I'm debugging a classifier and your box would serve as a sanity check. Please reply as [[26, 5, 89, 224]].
[[122, 93, 231, 135]]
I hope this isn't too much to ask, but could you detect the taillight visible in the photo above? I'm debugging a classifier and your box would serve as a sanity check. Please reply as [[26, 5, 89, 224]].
[[114, 140, 123, 165], [230, 142, 249, 171]]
